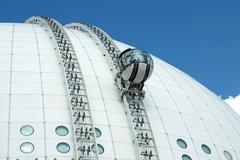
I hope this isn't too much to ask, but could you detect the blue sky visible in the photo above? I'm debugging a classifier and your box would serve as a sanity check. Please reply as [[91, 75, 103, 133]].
[[0, 0, 239, 98]]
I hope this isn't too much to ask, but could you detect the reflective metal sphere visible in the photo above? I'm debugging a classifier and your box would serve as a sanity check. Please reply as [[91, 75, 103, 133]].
[[118, 48, 154, 84]]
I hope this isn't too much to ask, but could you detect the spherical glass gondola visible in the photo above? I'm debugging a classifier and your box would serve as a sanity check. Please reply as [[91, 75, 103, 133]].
[[0, 19, 239, 160], [118, 48, 154, 84]]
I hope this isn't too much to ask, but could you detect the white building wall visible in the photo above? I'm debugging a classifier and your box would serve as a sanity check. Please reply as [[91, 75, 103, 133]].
[[0, 23, 239, 160], [0, 23, 75, 160]]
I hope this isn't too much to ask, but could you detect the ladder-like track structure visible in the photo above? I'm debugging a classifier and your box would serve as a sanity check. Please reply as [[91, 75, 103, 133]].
[[66, 23, 160, 160], [26, 17, 99, 160]]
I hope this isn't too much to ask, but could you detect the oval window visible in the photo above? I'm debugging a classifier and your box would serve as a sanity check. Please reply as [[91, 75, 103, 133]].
[[91, 144, 104, 154], [20, 142, 34, 153], [182, 154, 192, 160], [177, 139, 187, 149], [57, 142, 70, 153], [90, 128, 102, 138], [201, 144, 211, 154], [223, 151, 233, 160], [55, 126, 69, 136], [20, 125, 34, 136]]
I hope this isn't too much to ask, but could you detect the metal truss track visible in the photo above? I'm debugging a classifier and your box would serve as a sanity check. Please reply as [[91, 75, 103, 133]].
[[66, 23, 160, 160], [26, 16, 99, 160]]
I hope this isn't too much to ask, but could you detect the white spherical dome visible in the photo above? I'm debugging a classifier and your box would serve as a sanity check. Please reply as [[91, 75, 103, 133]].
[[0, 17, 239, 160]]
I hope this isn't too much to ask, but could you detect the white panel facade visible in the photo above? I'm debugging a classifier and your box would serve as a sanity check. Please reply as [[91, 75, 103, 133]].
[[0, 22, 239, 160]]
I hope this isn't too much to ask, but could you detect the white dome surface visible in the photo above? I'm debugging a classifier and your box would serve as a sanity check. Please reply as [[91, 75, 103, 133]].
[[0, 22, 240, 160]]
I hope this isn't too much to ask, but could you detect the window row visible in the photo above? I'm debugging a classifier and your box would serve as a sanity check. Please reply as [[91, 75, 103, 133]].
[[177, 138, 233, 160], [19, 125, 104, 154], [19, 142, 104, 155], [20, 125, 69, 136], [20, 125, 102, 138]]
